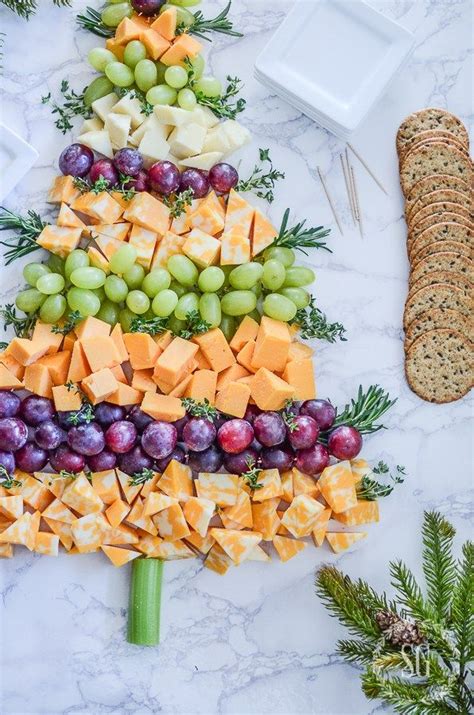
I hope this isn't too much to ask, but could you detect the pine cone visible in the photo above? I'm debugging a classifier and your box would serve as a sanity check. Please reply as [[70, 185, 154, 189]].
[[375, 610, 424, 646], [375, 610, 398, 631]]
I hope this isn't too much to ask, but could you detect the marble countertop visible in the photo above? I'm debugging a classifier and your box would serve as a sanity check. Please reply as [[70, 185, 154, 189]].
[[0, 1, 472, 713]]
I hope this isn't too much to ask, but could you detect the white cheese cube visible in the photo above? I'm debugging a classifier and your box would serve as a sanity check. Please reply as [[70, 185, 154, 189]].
[[105, 113, 131, 150], [191, 106, 220, 128], [80, 117, 104, 134], [222, 120, 251, 153], [91, 93, 118, 122], [202, 127, 233, 155], [168, 122, 206, 159], [154, 104, 199, 127], [129, 115, 171, 147], [181, 152, 223, 171], [77, 130, 113, 159], [138, 129, 170, 167], [165, 154, 185, 170], [112, 95, 146, 129]]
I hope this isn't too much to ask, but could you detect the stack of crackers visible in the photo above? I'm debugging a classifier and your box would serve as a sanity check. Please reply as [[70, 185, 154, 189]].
[[396, 108, 473, 403]]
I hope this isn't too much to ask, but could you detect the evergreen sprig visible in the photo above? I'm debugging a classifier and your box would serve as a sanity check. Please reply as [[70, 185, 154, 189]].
[[76, 6, 115, 37], [0, 207, 46, 264], [1, 0, 70, 19], [316, 511, 473, 714], [269, 208, 331, 255], [235, 148, 285, 203], [177, 2, 243, 41]]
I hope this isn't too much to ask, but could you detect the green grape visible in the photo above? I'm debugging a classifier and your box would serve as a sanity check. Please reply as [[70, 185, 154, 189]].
[[124, 40, 147, 69], [198, 266, 225, 293], [92, 286, 106, 302], [194, 76, 221, 98], [229, 262, 264, 290], [168, 0, 201, 7], [101, 2, 133, 27], [199, 293, 220, 328], [177, 88, 197, 110], [96, 300, 120, 326], [70, 267, 106, 290], [36, 273, 66, 295], [142, 268, 171, 298], [155, 61, 168, 84], [67, 287, 101, 317], [39, 294, 67, 324], [135, 59, 158, 92], [119, 307, 136, 332], [263, 293, 297, 322], [47, 254, 65, 275], [247, 308, 261, 324], [123, 263, 145, 289], [167, 254, 198, 287], [146, 84, 177, 106], [23, 262, 51, 287], [105, 61, 135, 88], [169, 279, 187, 298], [126, 290, 150, 314], [83, 76, 115, 106], [263, 245, 296, 267], [110, 244, 137, 274], [186, 53, 204, 80], [221, 290, 257, 316], [279, 287, 310, 309], [220, 264, 234, 286], [15, 289, 45, 313], [160, 3, 195, 26], [250, 283, 262, 298], [283, 266, 315, 287], [167, 314, 186, 335], [174, 292, 199, 320], [88, 47, 117, 72], [262, 259, 286, 291], [152, 289, 179, 317], [219, 314, 237, 341], [165, 65, 188, 89], [65, 249, 90, 279], [104, 275, 128, 303]]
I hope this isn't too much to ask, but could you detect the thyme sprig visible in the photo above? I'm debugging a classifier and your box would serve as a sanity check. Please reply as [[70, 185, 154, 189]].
[[241, 458, 263, 490], [177, 2, 243, 41], [64, 381, 95, 425], [130, 316, 169, 336], [76, 6, 115, 37], [0, 465, 21, 489], [281, 399, 298, 432], [321, 385, 396, 439], [291, 297, 346, 343], [0, 207, 46, 264], [163, 188, 194, 218], [193, 73, 246, 120], [181, 398, 218, 422], [51, 310, 81, 336], [129, 468, 155, 487], [0, 304, 37, 340], [357, 462, 406, 501], [42, 80, 92, 134], [178, 310, 211, 340], [74, 174, 136, 201], [235, 148, 285, 203], [269, 208, 331, 255], [116, 87, 153, 117]]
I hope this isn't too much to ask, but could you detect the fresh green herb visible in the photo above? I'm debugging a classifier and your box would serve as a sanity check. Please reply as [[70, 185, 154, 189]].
[[0, 207, 46, 264], [177, 310, 211, 340], [181, 397, 218, 422], [59, 469, 79, 479], [42, 79, 92, 134], [177, 1, 243, 41], [74, 174, 136, 201], [163, 188, 194, 218], [290, 297, 346, 343], [130, 316, 169, 336], [116, 173, 137, 202], [357, 463, 406, 501], [241, 458, 263, 490], [235, 148, 285, 203], [51, 310, 81, 336], [129, 468, 155, 487], [0, 304, 37, 339], [316, 511, 473, 714], [65, 382, 95, 425], [116, 87, 154, 117], [2, 0, 71, 20], [269, 208, 331, 255], [0, 465, 21, 489], [320, 385, 396, 439], [281, 399, 298, 432], [76, 6, 115, 37], [0, 342, 8, 350], [194, 75, 246, 120]]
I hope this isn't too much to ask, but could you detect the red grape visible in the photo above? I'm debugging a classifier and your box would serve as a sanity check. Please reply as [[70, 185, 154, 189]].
[[287, 415, 319, 450], [15, 442, 48, 472], [89, 159, 119, 187], [20, 396, 54, 426], [148, 161, 180, 195], [253, 412, 286, 447], [131, 0, 165, 15], [217, 419, 254, 454], [155, 446, 186, 472], [243, 404, 261, 425], [223, 447, 259, 474], [127, 406, 154, 432], [105, 420, 137, 453], [300, 399, 336, 431], [67, 423, 105, 456], [295, 443, 329, 476], [0, 417, 28, 451], [94, 403, 126, 428], [34, 420, 65, 450], [124, 169, 149, 192], [261, 445, 294, 471], [59, 143, 94, 177], [50, 445, 85, 473], [327, 425, 362, 460], [118, 445, 153, 476], [141, 422, 177, 459], [180, 168, 210, 198], [188, 444, 223, 473], [0, 450, 15, 475], [172, 414, 189, 440], [209, 163, 239, 193], [0, 391, 21, 418], [87, 449, 117, 472], [183, 417, 216, 452], [114, 147, 143, 177]]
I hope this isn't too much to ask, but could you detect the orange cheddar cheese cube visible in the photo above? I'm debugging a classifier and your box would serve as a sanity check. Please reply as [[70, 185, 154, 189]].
[[52, 383, 82, 412], [216, 363, 250, 391], [326, 531, 367, 553], [311, 507, 332, 547], [123, 192, 170, 234], [251, 207, 277, 257], [229, 315, 259, 353], [140, 28, 170, 59], [224, 490, 253, 529], [204, 543, 233, 574], [318, 462, 357, 514], [81, 368, 119, 405], [32, 321, 63, 355], [6, 338, 49, 366], [90, 470, 121, 505], [0, 363, 23, 389], [141, 391, 186, 421], [224, 189, 254, 235], [196, 472, 239, 507], [183, 497, 215, 537], [116, 469, 142, 505], [115, 16, 142, 44], [215, 381, 250, 418], [23, 363, 53, 398], [281, 494, 325, 538], [287, 341, 313, 361], [94, 234, 124, 261], [157, 460, 193, 501], [105, 36, 125, 60], [220, 226, 251, 265], [251, 368, 294, 410], [160, 32, 202, 66], [151, 230, 185, 269], [62, 474, 103, 516], [42, 517, 73, 551], [168, 373, 194, 398], [107, 383, 142, 406], [0, 544, 13, 558], [126, 498, 158, 536], [135, 534, 163, 557], [185, 369, 217, 403], [192, 328, 235, 373], [123, 332, 161, 370], [41, 498, 76, 525], [74, 316, 111, 341], [333, 500, 379, 526], [154, 336, 198, 384], [252, 317, 290, 372], [105, 498, 131, 528], [150, 6, 177, 40], [171, 198, 202, 234], [154, 502, 190, 541], [282, 358, 316, 401], [102, 523, 139, 546], [236, 340, 257, 373], [0, 511, 38, 551], [273, 535, 307, 562], [35, 532, 59, 556], [210, 528, 262, 565], [129, 224, 159, 269], [67, 342, 91, 382], [132, 369, 157, 393], [101, 545, 140, 567], [48, 175, 80, 205], [111, 364, 128, 384], [0, 351, 25, 379], [252, 469, 282, 502], [138, 471, 160, 499], [57, 202, 86, 230], [183, 228, 221, 268], [292, 468, 319, 499], [37, 351, 71, 386], [80, 336, 122, 372], [185, 191, 225, 236], [110, 324, 129, 363]]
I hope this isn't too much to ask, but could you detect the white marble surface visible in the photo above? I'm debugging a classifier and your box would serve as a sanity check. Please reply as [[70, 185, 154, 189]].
[[0, 1, 472, 713]]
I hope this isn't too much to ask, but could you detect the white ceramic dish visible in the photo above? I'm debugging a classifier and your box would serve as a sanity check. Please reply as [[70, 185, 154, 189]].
[[0, 123, 39, 202], [255, 0, 414, 137]]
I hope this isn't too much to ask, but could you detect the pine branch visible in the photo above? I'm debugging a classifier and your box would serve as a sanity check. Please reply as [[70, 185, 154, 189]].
[[390, 560, 431, 624], [337, 639, 377, 665], [1, 0, 70, 19], [422, 511, 457, 623], [451, 541, 474, 675], [361, 669, 460, 715]]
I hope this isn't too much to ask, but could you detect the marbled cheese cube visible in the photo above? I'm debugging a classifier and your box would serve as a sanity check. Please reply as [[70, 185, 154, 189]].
[[281, 494, 325, 538], [210, 528, 262, 564], [183, 228, 221, 267], [196, 473, 239, 507]]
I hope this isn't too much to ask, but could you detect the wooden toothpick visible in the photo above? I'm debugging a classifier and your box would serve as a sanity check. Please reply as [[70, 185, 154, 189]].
[[350, 165, 363, 238], [340, 154, 356, 224], [317, 166, 344, 236], [347, 142, 388, 196]]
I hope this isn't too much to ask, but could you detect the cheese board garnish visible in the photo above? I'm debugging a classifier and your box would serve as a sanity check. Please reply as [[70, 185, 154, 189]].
[[76, 6, 115, 38], [235, 148, 285, 203], [270, 208, 331, 254], [41, 80, 92, 134], [0, 207, 46, 264], [176, 1, 243, 42]]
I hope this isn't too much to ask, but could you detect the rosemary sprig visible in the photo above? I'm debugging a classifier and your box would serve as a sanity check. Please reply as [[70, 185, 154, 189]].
[[130, 316, 169, 336], [357, 462, 406, 501], [129, 468, 155, 487], [194, 75, 246, 120], [241, 458, 263, 490], [2, 0, 71, 20], [177, 310, 211, 340], [181, 397, 218, 422], [42, 80, 92, 134], [268, 208, 331, 255], [76, 6, 115, 37], [325, 385, 397, 438], [64, 381, 95, 425], [177, 2, 243, 41], [290, 297, 346, 343], [51, 310, 81, 336], [116, 88, 153, 117], [235, 148, 285, 203], [0, 304, 37, 339], [0, 207, 46, 264], [163, 188, 194, 218], [281, 399, 298, 432], [0, 465, 21, 489]]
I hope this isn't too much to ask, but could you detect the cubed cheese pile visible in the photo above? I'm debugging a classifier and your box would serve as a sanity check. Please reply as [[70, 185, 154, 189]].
[[0, 458, 377, 565], [42, 183, 277, 268]]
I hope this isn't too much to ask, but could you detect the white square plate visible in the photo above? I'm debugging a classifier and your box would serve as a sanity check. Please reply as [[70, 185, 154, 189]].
[[255, 0, 414, 133], [0, 123, 39, 202]]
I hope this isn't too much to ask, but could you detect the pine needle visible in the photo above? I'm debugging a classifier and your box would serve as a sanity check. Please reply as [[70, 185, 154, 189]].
[[1, 0, 70, 19], [450, 541, 474, 676], [422, 511, 457, 622]]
